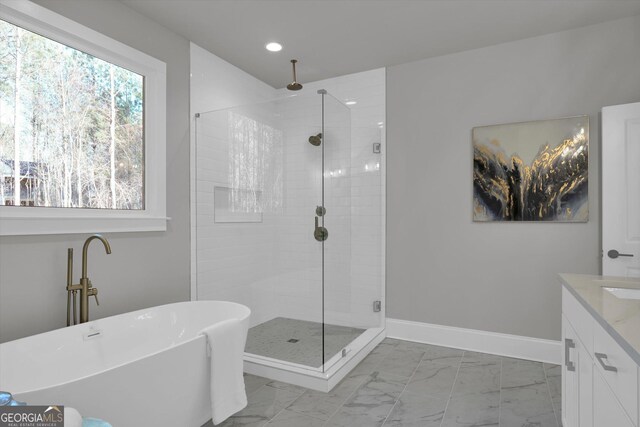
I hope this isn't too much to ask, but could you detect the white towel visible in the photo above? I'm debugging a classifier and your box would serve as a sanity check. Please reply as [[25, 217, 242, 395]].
[[200, 318, 248, 425], [63, 407, 82, 427]]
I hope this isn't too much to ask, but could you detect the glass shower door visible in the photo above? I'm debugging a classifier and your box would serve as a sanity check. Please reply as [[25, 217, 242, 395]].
[[319, 91, 355, 370], [195, 90, 358, 373]]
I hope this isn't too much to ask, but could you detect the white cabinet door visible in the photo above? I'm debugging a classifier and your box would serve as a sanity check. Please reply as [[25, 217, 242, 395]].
[[563, 316, 580, 427], [602, 102, 640, 277], [593, 369, 635, 427], [577, 344, 593, 427]]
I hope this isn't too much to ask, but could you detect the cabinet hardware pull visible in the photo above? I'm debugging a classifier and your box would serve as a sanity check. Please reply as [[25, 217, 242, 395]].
[[565, 338, 576, 371], [595, 352, 618, 372]]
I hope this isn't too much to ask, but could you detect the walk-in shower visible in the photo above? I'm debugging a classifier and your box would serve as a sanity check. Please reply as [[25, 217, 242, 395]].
[[194, 87, 384, 390]]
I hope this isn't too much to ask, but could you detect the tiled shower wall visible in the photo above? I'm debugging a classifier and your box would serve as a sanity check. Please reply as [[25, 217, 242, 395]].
[[278, 69, 386, 329], [193, 45, 385, 332], [272, 94, 352, 325], [196, 94, 353, 327], [195, 105, 281, 326]]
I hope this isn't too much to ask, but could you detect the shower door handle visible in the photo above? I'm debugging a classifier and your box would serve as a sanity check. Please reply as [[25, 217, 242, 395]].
[[314, 216, 328, 242]]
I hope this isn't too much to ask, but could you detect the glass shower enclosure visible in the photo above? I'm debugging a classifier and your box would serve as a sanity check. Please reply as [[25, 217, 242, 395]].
[[195, 90, 381, 376]]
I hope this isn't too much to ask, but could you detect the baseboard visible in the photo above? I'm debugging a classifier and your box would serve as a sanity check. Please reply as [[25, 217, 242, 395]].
[[386, 318, 562, 365]]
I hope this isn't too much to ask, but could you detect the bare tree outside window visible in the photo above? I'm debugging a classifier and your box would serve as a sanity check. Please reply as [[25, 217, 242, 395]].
[[0, 19, 144, 209]]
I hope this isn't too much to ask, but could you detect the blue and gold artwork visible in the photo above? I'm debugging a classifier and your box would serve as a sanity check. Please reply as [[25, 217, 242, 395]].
[[473, 116, 589, 222]]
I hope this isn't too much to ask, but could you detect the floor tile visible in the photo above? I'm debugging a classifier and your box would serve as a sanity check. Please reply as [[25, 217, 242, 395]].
[[404, 361, 458, 397], [374, 339, 401, 354], [244, 374, 271, 395], [266, 380, 307, 395], [285, 372, 368, 420], [214, 414, 268, 427], [543, 364, 561, 399], [544, 363, 562, 426], [460, 351, 502, 367], [380, 338, 404, 345], [266, 409, 325, 427], [213, 341, 562, 427], [219, 385, 303, 427], [376, 348, 424, 381], [500, 382, 558, 427], [327, 370, 407, 427], [394, 340, 435, 352], [441, 391, 500, 427], [451, 364, 501, 396], [383, 390, 448, 427], [350, 350, 388, 376], [420, 344, 464, 366], [502, 357, 546, 388]]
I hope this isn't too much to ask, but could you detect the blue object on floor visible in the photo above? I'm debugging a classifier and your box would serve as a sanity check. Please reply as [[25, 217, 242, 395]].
[[0, 392, 26, 406], [0, 392, 12, 406], [82, 417, 113, 427]]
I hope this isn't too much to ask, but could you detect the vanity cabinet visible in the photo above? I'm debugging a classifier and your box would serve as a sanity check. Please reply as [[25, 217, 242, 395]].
[[562, 285, 639, 427], [562, 314, 593, 427], [593, 369, 635, 427]]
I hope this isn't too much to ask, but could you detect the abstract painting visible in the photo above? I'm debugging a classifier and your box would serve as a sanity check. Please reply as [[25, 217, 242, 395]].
[[473, 116, 589, 222]]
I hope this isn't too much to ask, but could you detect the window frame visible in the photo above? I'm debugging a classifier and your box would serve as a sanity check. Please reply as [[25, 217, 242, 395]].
[[0, 0, 167, 236]]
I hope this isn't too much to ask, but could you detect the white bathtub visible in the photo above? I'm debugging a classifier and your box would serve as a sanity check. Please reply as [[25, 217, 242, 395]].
[[0, 301, 250, 427]]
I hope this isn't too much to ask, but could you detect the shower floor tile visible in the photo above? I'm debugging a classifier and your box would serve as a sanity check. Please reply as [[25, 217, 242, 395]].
[[245, 317, 365, 368]]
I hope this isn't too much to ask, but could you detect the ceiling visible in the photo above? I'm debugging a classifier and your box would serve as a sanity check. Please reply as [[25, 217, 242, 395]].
[[120, 0, 640, 89]]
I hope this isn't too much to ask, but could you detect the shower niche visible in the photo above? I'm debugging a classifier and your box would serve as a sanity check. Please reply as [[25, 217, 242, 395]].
[[195, 89, 385, 391]]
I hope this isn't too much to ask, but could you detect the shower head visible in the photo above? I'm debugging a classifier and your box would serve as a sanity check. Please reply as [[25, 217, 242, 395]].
[[286, 59, 303, 91], [309, 133, 322, 146]]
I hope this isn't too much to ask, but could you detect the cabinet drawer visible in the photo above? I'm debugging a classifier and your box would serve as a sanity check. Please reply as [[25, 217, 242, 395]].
[[593, 321, 638, 425], [562, 287, 594, 352]]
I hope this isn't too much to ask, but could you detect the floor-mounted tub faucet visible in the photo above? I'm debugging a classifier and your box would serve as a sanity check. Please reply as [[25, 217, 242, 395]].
[[66, 234, 112, 325]]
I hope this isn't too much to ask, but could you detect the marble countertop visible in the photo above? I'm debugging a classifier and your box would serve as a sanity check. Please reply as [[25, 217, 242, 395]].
[[560, 273, 640, 366]]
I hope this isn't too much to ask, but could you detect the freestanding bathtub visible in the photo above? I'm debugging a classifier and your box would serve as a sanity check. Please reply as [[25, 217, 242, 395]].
[[0, 301, 251, 427]]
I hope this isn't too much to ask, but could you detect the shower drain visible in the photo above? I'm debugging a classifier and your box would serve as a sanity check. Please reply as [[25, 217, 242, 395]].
[[287, 339, 299, 343]]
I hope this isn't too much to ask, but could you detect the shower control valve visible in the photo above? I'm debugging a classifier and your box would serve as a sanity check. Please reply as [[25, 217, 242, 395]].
[[314, 216, 329, 242]]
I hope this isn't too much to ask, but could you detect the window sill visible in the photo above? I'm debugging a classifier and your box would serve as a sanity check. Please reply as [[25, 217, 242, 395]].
[[0, 216, 169, 236]]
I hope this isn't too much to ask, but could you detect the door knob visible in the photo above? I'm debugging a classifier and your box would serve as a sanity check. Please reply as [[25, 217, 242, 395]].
[[607, 249, 634, 259]]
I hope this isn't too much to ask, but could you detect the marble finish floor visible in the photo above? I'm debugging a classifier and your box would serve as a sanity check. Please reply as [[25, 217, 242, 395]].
[[245, 317, 365, 368], [204, 338, 562, 427]]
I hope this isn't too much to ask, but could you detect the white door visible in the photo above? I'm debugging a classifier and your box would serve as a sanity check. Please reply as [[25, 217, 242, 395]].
[[602, 102, 640, 277]]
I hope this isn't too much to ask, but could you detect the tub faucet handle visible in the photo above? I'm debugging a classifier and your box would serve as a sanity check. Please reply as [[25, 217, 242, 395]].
[[89, 287, 99, 306]]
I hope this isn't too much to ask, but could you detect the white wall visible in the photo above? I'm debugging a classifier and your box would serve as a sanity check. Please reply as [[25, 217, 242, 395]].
[[386, 15, 640, 340], [0, 0, 191, 343]]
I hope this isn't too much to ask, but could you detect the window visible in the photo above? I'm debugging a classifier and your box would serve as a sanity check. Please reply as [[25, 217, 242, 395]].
[[0, 1, 166, 235]]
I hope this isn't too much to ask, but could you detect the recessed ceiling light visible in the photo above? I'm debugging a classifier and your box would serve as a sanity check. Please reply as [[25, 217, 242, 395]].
[[265, 42, 282, 52], [345, 100, 357, 105]]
